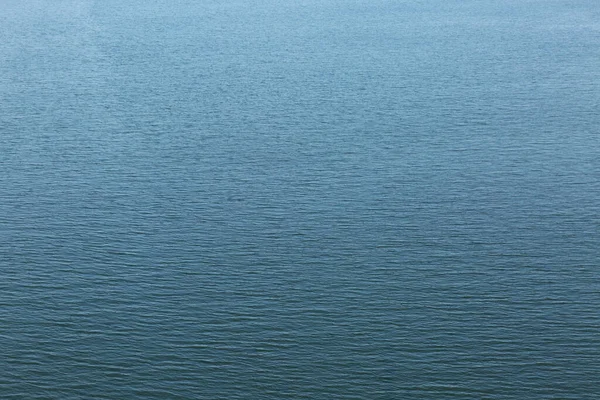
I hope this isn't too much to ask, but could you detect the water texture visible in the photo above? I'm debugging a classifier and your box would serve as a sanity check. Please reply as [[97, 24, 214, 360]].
[[1, 0, 599, 398]]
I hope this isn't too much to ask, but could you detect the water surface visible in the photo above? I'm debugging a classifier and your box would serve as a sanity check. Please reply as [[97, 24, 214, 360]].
[[1, 0, 599, 398]]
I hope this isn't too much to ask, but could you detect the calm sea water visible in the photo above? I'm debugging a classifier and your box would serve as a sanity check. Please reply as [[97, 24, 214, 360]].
[[1, 0, 599, 398]]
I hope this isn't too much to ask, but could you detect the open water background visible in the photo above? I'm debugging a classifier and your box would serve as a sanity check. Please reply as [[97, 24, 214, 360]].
[[1, 0, 599, 398]]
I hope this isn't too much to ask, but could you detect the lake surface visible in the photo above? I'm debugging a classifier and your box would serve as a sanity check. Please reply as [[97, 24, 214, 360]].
[[1, 0, 599, 398]]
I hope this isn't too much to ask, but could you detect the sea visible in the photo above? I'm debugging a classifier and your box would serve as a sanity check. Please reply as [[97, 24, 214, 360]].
[[1, 0, 599, 398]]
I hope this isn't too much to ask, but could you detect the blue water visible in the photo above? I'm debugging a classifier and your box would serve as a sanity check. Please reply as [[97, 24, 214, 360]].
[[1, 0, 599, 398]]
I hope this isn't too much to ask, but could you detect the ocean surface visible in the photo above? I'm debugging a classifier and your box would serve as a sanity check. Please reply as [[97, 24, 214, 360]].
[[1, 0, 599, 398]]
